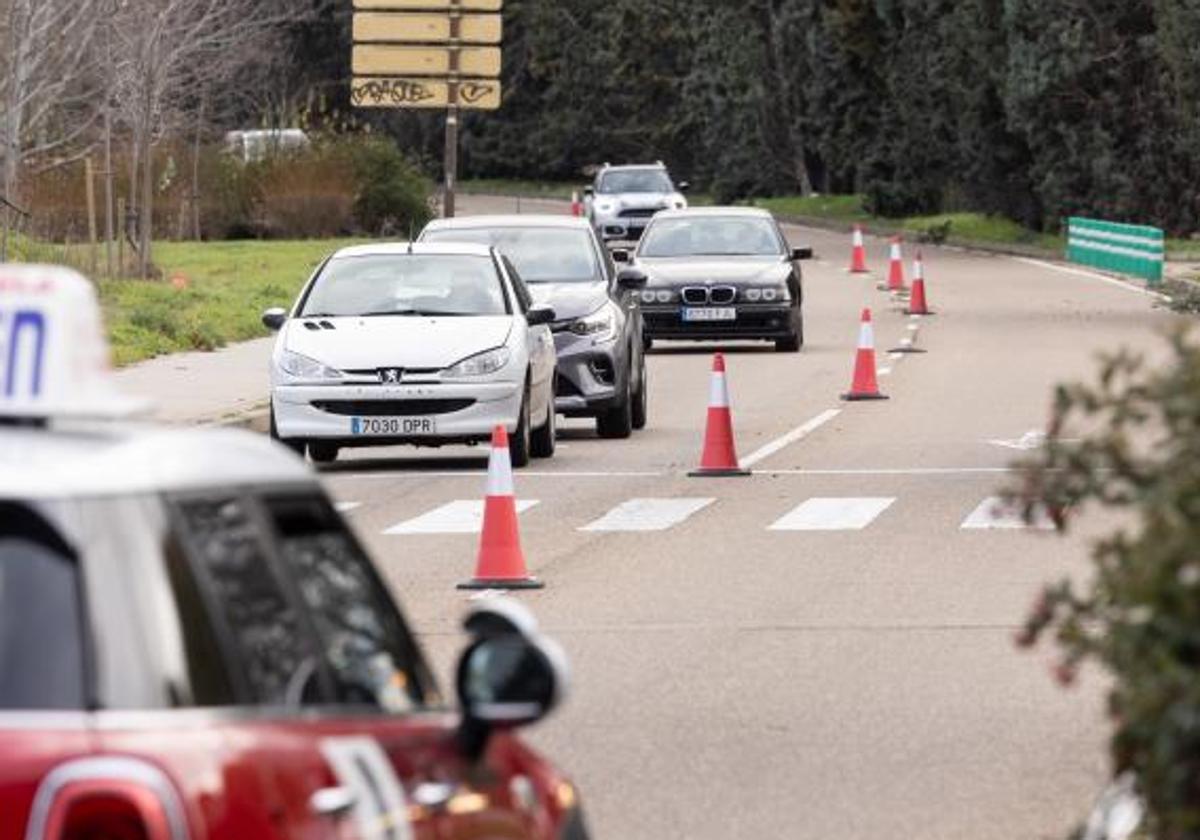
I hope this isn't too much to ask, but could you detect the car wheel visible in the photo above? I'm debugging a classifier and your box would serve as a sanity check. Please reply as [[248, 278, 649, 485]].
[[631, 357, 648, 430], [510, 384, 533, 468], [775, 333, 801, 353], [531, 382, 557, 459], [597, 377, 634, 439], [308, 442, 339, 463], [269, 402, 306, 457], [643, 335, 654, 352]]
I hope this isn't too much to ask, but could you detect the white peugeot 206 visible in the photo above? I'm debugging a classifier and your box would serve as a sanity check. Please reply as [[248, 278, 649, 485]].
[[264, 242, 559, 467]]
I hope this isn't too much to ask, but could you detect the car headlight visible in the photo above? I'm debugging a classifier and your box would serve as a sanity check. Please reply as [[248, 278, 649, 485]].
[[596, 201, 614, 213], [654, 289, 674, 303], [640, 290, 656, 304], [444, 346, 512, 378], [745, 285, 790, 303], [277, 349, 342, 381], [569, 305, 617, 341]]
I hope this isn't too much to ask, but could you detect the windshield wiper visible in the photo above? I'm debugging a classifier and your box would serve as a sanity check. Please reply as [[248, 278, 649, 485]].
[[360, 309, 476, 318]]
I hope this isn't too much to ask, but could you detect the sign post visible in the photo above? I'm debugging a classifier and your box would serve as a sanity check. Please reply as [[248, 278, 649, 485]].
[[351, 0, 503, 219]]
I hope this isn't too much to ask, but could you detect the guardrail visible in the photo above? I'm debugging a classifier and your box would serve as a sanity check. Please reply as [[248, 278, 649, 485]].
[[1067, 217, 1164, 285]]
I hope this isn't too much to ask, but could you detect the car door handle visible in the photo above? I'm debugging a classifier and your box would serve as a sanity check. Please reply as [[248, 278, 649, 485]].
[[310, 786, 357, 819]]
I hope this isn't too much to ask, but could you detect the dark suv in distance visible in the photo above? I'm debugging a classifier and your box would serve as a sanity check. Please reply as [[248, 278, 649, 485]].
[[420, 215, 650, 439]]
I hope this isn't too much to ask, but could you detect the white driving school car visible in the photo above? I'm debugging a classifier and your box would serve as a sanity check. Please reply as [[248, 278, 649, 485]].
[[264, 242, 558, 467]]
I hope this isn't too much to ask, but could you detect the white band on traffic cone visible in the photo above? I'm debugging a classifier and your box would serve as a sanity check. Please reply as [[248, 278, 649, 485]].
[[486, 442, 515, 497], [890, 242, 902, 261], [858, 322, 875, 350], [709, 371, 730, 409], [853, 229, 864, 247]]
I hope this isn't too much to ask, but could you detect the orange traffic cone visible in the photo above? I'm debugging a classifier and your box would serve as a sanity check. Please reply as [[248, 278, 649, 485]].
[[841, 309, 889, 401], [458, 426, 543, 590], [689, 354, 750, 477], [849, 225, 869, 273], [570, 191, 582, 217], [906, 250, 934, 315], [885, 237, 907, 292]]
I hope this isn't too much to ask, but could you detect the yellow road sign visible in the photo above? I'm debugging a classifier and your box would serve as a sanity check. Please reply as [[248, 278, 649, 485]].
[[353, 45, 501, 77], [351, 77, 502, 110], [353, 12, 502, 44], [353, 0, 501, 9]]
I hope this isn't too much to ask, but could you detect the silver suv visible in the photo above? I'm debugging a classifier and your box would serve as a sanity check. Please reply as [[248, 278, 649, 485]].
[[584, 163, 689, 243]]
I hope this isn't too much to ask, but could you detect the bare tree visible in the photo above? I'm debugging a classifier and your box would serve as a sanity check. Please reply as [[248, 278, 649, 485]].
[[0, 0, 101, 200], [108, 0, 285, 276]]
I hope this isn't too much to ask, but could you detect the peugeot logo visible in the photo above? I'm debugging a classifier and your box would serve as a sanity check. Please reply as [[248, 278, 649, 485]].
[[378, 368, 404, 384]]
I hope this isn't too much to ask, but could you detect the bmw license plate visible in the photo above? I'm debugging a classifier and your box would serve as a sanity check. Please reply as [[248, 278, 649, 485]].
[[683, 307, 736, 323], [351, 417, 437, 436]]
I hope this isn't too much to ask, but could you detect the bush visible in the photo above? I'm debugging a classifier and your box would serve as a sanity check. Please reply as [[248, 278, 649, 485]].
[[1011, 328, 1200, 837], [350, 136, 434, 236]]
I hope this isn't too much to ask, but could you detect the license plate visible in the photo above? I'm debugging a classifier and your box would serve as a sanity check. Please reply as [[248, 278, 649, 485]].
[[351, 417, 437, 436], [683, 307, 736, 323]]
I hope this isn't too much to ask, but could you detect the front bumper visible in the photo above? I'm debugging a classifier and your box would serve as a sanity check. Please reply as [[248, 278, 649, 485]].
[[642, 303, 797, 340], [272, 380, 523, 446], [551, 331, 624, 416]]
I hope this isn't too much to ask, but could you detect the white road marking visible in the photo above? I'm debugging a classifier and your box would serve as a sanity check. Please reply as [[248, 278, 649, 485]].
[[741, 409, 842, 468], [383, 500, 539, 535], [467, 589, 507, 601], [961, 497, 1055, 530], [906, 323, 920, 331], [1011, 256, 1169, 300], [335, 501, 362, 513], [581, 498, 715, 532], [878, 367, 894, 376], [987, 430, 1046, 451], [770, 497, 896, 531], [758, 467, 1014, 476], [888, 352, 904, 361], [337, 470, 664, 481], [898, 337, 914, 346]]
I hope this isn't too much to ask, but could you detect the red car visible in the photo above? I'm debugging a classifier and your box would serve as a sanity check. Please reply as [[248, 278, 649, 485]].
[[0, 265, 588, 840]]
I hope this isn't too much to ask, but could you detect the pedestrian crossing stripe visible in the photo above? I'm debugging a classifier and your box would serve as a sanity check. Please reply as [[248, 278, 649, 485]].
[[383, 500, 539, 535], [769, 497, 895, 531], [960, 497, 1055, 530], [580, 498, 715, 532]]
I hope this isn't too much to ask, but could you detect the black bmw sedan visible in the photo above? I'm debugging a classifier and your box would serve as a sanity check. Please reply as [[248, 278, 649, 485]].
[[619, 208, 812, 353]]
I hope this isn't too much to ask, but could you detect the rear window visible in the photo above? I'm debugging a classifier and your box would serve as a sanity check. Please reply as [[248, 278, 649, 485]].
[[0, 504, 86, 710], [422, 227, 602, 284]]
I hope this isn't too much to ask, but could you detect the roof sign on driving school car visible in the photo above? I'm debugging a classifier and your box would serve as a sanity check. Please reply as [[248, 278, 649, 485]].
[[0, 264, 147, 420]]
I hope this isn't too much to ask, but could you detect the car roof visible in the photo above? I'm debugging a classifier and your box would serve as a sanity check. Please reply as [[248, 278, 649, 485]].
[[602, 162, 667, 171], [329, 241, 497, 260], [650, 206, 775, 221], [0, 424, 315, 499], [423, 214, 593, 232]]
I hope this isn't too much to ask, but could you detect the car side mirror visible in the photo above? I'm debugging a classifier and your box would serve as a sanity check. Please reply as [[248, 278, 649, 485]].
[[610, 248, 630, 263], [791, 247, 814, 261], [262, 307, 288, 331], [583, 186, 595, 197], [526, 304, 556, 326], [678, 181, 691, 193], [616, 268, 648, 290]]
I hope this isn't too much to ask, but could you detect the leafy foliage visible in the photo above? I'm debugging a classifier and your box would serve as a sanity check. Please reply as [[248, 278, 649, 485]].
[[1011, 329, 1200, 836]]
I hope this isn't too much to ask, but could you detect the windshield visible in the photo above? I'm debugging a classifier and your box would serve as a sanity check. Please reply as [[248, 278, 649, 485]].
[[639, 217, 784, 258], [598, 169, 674, 195], [301, 254, 508, 318], [422, 227, 602, 283]]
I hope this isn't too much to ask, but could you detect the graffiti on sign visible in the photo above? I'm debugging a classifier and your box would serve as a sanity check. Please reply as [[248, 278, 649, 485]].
[[352, 78, 437, 107], [459, 81, 497, 105]]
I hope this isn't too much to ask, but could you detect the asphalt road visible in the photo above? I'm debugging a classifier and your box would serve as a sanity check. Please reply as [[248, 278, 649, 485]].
[[142, 194, 1177, 839]]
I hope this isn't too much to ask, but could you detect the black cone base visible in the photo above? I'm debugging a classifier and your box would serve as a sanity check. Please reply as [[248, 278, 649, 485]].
[[688, 467, 753, 477], [457, 578, 545, 591], [841, 392, 890, 402]]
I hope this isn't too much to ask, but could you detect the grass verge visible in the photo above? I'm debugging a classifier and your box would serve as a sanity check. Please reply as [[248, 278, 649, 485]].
[[459, 179, 581, 200], [754, 194, 1199, 260], [99, 239, 360, 366]]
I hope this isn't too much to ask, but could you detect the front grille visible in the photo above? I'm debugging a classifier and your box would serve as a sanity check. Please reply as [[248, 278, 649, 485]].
[[342, 367, 440, 379], [709, 286, 737, 305], [681, 287, 709, 305], [313, 399, 475, 416], [618, 207, 659, 219]]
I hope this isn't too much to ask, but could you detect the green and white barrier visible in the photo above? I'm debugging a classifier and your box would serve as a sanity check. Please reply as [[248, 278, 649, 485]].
[[1067, 217, 1164, 284]]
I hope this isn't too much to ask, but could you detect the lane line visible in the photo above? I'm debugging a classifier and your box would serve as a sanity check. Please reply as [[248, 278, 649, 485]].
[[770, 497, 896, 531], [960, 496, 1055, 530], [878, 367, 894, 377], [580, 498, 715, 532], [334, 501, 362, 513], [1011, 256, 1169, 300], [888, 352, 904, 360], [332, 470, 664, 481], [383, 499, 539, 535], [741, 408, 842, 469], [758, 467, 1014, 476]]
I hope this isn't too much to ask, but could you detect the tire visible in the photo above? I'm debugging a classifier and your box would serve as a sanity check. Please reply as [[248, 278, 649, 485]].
[[775, 309, 804, 353], [269, 402, 306, 457], [308, 442, 339, 464], [510, 384, 533, 468], [643, 335, 654, 352], [596, 376, 634, 439], [631, 357, 648, 431], [531, 383, 557, 459]]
